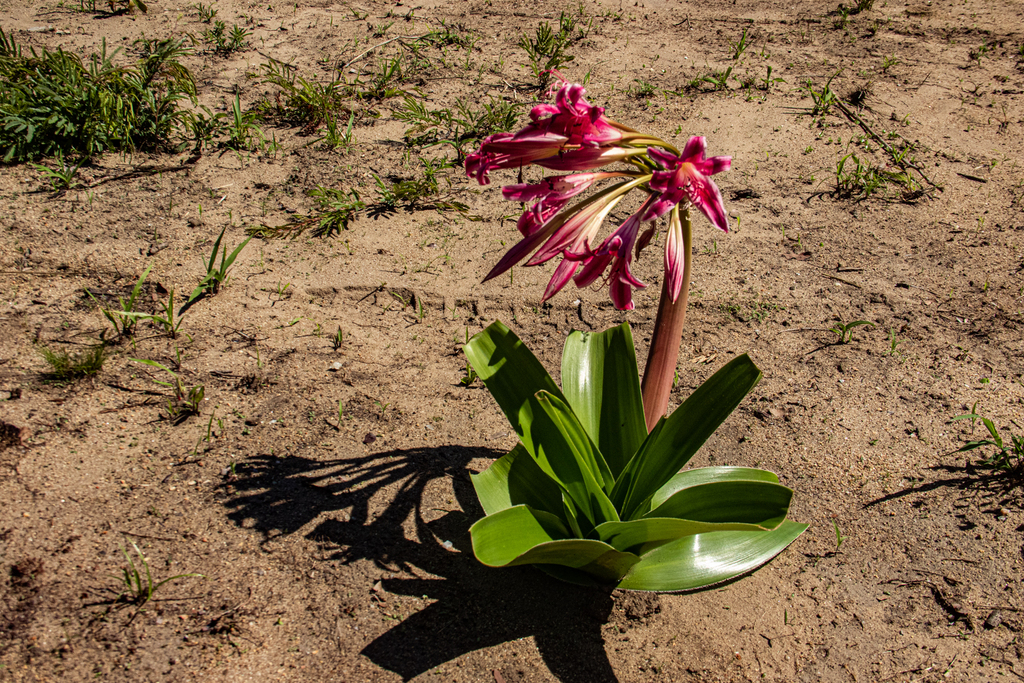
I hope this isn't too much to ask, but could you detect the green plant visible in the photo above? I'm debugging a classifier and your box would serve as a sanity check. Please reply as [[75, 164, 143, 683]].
[[0, 33, 196, 162], [224, 94, 264, 151], [730, 28, 750, 60], [829, 319, 875, 344], [331, 326, 344, 351], [148, 288, 185, 338], [189, 228, 250, 302], [320, 110, 355, 150], [38, 344, 106, 382], [834, 153, 917, 199], [952, 411, 1024, 474], [887, 327, 902, 356], [258, 59, 350, 130], [250, 185, 366, 239], [396, 95, 520, 153], [114, 540, 202, 607], [463, 321, 805, 590], [203, 21, 251, 55], [518, 12, 587, 87], [131, 358, 205, 420], [87, 264, 153, 340], [29, 152, 86, 194], [831, 518, 847, 551], [801, 73, 840, 117], [192, 1, 217, 22], [701, 66, 733, 91]]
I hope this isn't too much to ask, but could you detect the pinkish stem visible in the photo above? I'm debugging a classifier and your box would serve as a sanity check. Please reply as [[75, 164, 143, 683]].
[[640, 209, 692, 432]]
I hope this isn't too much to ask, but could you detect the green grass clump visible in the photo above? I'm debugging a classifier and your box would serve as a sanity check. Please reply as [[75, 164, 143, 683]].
[[0, 30, 196, 163], [38, 345, 107, 382]]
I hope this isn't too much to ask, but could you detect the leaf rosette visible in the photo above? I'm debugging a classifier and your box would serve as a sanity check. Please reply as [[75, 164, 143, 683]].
[[464, 320, 806, 591]]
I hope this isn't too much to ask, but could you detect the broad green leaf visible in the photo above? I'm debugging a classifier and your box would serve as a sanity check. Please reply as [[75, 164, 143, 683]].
[[464, 321, 565, 439], [470, 505, 639, 583], [651, 466, 780, 510], [612, 354, 763, 519], [594, 517, 771, 555], [470, 443, 566, 520], [646, 480, 793, 530], [616, 521, 809, 592], [520, 391, 618, 531], [562, 323, 646, 479]]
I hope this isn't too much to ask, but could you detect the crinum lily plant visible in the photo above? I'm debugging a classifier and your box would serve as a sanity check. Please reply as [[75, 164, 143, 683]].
[[461, 79, 805, 590]]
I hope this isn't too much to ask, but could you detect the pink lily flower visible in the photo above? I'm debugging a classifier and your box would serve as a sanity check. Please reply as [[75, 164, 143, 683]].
[[535, 145, 644, 173], [502, 171, 626, 204], [526, 82, 622, 147], [663, 206, 686, 303], [641, 136, 731, 231], [574, 197, 657, 311], [483, 179, 640, 286], [465, 130, 569, 185]]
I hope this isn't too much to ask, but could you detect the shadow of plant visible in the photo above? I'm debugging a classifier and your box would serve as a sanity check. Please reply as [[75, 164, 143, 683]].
[[224, 446, 621, 682]]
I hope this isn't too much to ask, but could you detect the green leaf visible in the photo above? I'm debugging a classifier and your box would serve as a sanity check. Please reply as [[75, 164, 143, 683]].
[[470, 443, 566, 520], [650, 466, 780, 510], [470, 505, 639, 583], [594, 517, 770, 555], [616, 521, 808, 592], [612, 354, 763, 519], [645, 480, 793, 530], [562, 323, 646, 479], [521, 391, 618, 531], [464, 321, 565, 439]]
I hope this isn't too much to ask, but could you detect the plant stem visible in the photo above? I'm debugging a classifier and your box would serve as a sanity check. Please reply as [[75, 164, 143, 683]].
[[641, 207, 692, 432]]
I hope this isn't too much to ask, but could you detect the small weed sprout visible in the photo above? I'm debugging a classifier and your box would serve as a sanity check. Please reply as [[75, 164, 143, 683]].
[[831, 519, 847, 551], [88, 264, 153, 340], [829, 319, 875, 344], [131, 358, 205, 421], [189, 228, 251, 302], [29, 152, 86, 194], [331, 326, 344, 351], [114, 540, 203, 607], [952, 411, 1024, 474], [38, 344, 106, 382]]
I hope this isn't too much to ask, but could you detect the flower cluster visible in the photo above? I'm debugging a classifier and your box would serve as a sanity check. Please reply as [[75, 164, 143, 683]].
[[466, 80, 731, 311]]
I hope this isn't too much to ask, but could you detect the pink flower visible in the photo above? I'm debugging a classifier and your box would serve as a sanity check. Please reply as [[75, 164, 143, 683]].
[[527, 83, 622, 147], [574, 197, 657, 311], [642, 136, 731, 231], [663, 206, 686, 303], [535, 145, 643, 173], [483, 180, 641, 290], [465, 130, 569, 185]]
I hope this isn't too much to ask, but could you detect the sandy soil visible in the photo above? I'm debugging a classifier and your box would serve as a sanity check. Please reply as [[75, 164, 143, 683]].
[[1, 0, 1023, 681]]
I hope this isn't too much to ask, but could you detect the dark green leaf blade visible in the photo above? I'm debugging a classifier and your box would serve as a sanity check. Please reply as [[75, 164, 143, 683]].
[[562, 323, 646, 479], [470, 443, 567, 520], [650, 466, 781, 510], [521, 391, 618, 530], [612, 354, 763, 519], [616, 521, 808, 592], [463, 321, 565, 439]]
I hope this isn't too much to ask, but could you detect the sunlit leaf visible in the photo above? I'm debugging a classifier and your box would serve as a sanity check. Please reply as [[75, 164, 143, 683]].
[[612, 354, 763, 519], [616, 521, 808, 592], [562, 323, 646, 478]]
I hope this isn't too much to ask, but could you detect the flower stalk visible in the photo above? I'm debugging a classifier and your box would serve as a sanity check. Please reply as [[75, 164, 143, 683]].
[[641, 205, 692, 430]]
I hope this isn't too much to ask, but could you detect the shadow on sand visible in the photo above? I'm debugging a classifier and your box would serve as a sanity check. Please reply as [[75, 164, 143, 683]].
[[224, 445, 620, 682]]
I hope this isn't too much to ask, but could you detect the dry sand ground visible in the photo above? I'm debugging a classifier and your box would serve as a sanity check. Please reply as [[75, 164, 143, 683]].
[[1, 0, 1023, 680]]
